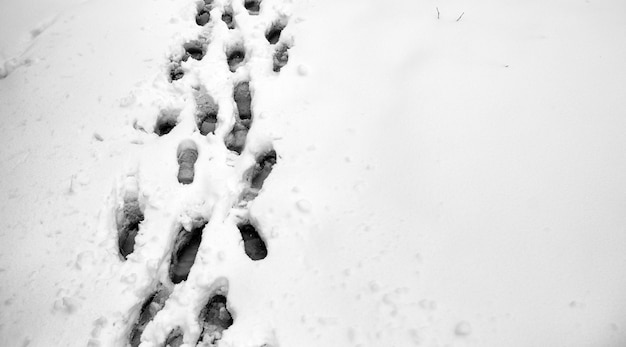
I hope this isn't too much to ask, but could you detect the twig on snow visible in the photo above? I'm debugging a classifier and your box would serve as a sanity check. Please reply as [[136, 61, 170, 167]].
[[456, 12, 465, 22], [436, 7, 440, 19]]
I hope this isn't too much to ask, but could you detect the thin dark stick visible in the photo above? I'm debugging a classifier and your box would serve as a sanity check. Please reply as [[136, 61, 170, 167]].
[[436, 7, 440, 19], [456, 12, 465, 22]]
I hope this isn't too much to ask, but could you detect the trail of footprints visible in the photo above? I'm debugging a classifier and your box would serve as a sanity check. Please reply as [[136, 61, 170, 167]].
[[114, 1, 293, 345]]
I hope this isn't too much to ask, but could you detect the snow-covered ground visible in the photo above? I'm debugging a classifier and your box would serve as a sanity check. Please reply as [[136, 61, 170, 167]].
[[1, 0, 626, 346]]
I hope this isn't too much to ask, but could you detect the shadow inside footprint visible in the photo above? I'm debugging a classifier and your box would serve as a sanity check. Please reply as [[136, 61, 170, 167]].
[[198, 294, 233, 344], [244, 0, 261, 15], [129, 285, 171, 347], [117, 200, 144, 260], [169, 221, 207, 284], [265, 22, 285, 44], [177, 140, 199, 185], [238, 222, 268, 260], [154, 109, 180, 136], [227, 48, 245, 72], [183, 40, 207, 61]]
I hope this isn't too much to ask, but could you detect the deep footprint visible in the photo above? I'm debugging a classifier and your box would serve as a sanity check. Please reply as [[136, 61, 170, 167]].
[[196, 0, 213, 26], [233, 81, 252, 120], [198, 294, 234, 344], [183, 40, 207, 61], [129, 285, 171, 347], [117, 199, 144, 260], [244, 0, 261, 15], [177, 140, 199, 185], [154, 109, 179, 136], [195, 90, 219, 135], [225, 120, 250, 154], [169, 220, 207, 284], [238, 222, 268, 260], [265, 21, 285, 44], [227, 47, 245, 72], [273, 44, 289, 72]]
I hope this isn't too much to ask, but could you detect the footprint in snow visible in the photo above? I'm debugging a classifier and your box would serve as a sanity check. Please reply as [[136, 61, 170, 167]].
[[169, 220, 207, 284], [238, 221, 268, 260], [177, 140, 199, 185], [129, 284, 171, 347], [196, 0, 213, 26], [117, 199, 144, 260]]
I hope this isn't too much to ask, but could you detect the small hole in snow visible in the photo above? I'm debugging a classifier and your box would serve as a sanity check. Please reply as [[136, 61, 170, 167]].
[[244, 0, 261, 15], [237, 222, 268, 260], [169, 220, 207, 284], [177, 140, 199, 185], [154, 110, 180, 136]]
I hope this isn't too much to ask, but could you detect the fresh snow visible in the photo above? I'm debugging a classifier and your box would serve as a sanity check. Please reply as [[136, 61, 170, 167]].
[[1, 0, 626, 346]]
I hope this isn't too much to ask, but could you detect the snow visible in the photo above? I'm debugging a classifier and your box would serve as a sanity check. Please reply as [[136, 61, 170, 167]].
[[1, 0, 626, 346]]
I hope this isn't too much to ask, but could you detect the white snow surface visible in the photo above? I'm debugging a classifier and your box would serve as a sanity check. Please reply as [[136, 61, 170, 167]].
[[1, 0, 626, 346]]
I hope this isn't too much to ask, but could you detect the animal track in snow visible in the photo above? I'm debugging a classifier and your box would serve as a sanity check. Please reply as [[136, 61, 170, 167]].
[[169, 219, 207, 284], [129, 285, 171, 347], [238, 221, 268, 260], [177, 140, 199, 185], [196, 0, 213, 26], [154, 109, 180, 136]]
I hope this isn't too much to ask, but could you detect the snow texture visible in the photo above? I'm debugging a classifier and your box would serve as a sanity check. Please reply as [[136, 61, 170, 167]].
[[1, 0, 626, 346]]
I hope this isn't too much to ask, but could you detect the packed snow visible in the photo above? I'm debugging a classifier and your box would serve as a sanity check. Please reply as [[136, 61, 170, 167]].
[[1, 0, 626, 346]]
